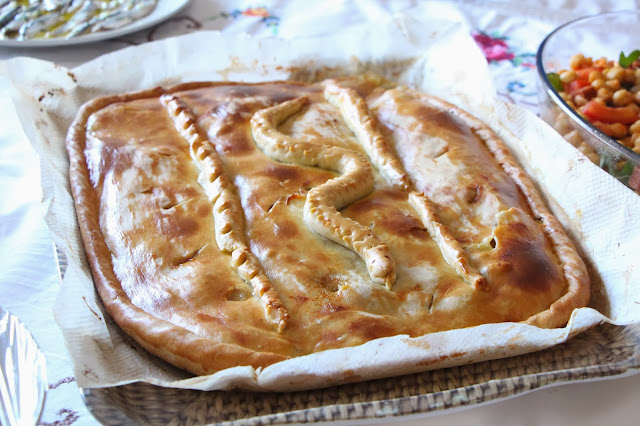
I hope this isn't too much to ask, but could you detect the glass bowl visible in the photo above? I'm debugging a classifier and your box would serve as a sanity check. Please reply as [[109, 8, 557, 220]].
[[536, 10, 640, 193]]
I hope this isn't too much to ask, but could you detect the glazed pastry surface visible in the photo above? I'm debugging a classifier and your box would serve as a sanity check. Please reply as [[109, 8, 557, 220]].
[[67, 77, 590, 375]]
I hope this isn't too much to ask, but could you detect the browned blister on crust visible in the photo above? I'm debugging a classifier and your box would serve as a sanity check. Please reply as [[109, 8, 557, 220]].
[[66, 77, 589, 377]]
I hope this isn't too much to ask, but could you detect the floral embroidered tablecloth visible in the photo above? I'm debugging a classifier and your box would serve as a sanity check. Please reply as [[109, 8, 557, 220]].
[[1, 0, 639, 424]]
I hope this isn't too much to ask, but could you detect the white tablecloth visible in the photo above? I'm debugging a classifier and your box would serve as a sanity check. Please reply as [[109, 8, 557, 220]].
[[1, 1, 639, 424]]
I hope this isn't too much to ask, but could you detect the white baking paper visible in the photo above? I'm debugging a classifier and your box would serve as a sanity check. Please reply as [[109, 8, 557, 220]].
[[2, 2, 639, 391]]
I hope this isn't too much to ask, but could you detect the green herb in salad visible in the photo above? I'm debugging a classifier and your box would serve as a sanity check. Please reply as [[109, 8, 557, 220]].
[[619, 49, 640, 68], [600, 154, 635, 183], [546, 72, 563, 92]]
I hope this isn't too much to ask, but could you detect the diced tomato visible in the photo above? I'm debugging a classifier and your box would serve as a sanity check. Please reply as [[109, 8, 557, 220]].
[[582, 100, 639, 124], [564, 79, 590, 94], [575, 67, 603, 80]]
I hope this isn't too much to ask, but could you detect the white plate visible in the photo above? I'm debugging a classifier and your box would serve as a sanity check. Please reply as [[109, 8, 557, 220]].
[[0, 0, 191, 48]]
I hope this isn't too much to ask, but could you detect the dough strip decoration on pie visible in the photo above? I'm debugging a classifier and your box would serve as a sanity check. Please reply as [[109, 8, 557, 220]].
[[412, 90, 590, 326], [160, 94, 289, 332], [323, 81, 410, 190], [324, 82, 487, 290], [250, 96, 396, 288], [408, 194, 488, 289]]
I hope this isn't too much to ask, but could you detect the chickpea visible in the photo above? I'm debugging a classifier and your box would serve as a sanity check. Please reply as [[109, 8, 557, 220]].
[[586, 153, 600, 164], [592, 97, 606, 106], [588, 71, 604, 83], [560, 70, 576, 83], [573, 94, 588, 106], [606, 66, 625, 81], [569, 53, 584, 69], [632, 134, 640, 153], [609, 123, 628, 139], [578, 143, 599, 164], [570, 53, 592, 70], [635, 90, 640, 104], [591, 78, 606, 90], [630, 120, 640, 135], [592, 121, 622, 139], [612, 89, 634, 106], [563, 130, 582, 147], [621, 136, 634, 148], [631, 84, 640, 94], [554, 114, 573, 134], [624, 68, 637, 84], [605, 79, 621, 91], [597, 87, 613, 102], [614, 160, 629, 172]]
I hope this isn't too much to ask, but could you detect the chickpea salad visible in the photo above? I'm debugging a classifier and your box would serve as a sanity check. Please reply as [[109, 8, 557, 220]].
[[546, 51, 640, 191]]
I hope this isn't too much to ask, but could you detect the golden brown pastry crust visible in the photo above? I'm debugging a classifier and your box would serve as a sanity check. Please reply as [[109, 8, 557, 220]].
[[67, 77, 589, 377]]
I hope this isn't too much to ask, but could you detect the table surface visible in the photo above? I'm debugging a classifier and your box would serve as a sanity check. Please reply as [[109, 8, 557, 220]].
[[1, 1, 639, 424]]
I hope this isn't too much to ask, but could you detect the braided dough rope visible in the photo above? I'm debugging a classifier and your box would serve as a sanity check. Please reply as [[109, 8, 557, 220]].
[[251, 96, 396, 288], [324, 82, 487, 290], [160, 94, 289, 333]]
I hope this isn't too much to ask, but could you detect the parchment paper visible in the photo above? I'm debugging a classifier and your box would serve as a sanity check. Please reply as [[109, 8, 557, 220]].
[[2, 3, 639, 391]]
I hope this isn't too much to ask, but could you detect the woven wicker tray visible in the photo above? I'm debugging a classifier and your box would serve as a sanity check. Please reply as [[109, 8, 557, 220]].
[[54, 247, 640, 425]]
